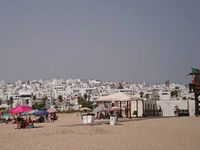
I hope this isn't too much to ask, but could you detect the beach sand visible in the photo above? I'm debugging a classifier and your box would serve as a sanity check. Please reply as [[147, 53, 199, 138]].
[[0, 113, 200, 150]]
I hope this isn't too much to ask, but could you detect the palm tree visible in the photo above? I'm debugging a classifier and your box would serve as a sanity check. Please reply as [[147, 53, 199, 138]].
[[83, 94, 88, 101], [7, 96, 14, 108], [0, 99, 2, 105], [145, 94, 150, 99], [139, 92, 144, 98], [32, 95, 36, 105], [42, 95, 48, 108], [26, 99, 29, 105], [33, 95, 36, 101], [88, 95, 91, 101], [58, 95, 63, 103], [171, 90, 178, 98], [118, 83, 123, 89]]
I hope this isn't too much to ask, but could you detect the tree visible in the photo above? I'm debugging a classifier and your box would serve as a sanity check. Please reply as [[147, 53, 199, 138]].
[[33, 95, 36, 101], [78, 96, 85, 105], [58, 95, 63, 103], [54, 104, 59, 109], [7, 96, 14, 108], [83, 94, 88, 101], [145, 94, 150, 99], [10, 96, 14, 105], [42, 95, 48, 108], [139, 92, 144, 98], [77, 96, 93, 109], [25, 99, 29, 105], [171, 91, 175, 97], [32, 102, 45, 110], [171, 90, 178, 98], [88, 95, 91, 101], [175, 86, 180, 90], [52, 99, 56, 106], [182, 97, 187, 100], [118, 83, 123, 89]]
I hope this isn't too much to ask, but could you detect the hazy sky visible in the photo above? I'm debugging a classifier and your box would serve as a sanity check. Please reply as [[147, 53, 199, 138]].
[[0, 0, 200, 83]]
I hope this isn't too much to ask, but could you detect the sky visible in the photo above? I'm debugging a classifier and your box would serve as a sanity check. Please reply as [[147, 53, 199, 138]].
[[0, 0, 200, 83]]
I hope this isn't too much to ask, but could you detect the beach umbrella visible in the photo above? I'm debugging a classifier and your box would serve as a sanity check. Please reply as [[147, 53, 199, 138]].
[[97, 92, 143, 102], [80, 107, 91, 112], [2, 113, 12, 118], [93, 106, 109, 113], [109, 106, 121, 112], [47, 108, 57, 113], [9, 105, 32, 114], [21, 110, 36, 116], [34, 110, 49, 116]]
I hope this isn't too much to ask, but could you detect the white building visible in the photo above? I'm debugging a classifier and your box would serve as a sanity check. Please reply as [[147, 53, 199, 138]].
[[159, 90, 171, 101]]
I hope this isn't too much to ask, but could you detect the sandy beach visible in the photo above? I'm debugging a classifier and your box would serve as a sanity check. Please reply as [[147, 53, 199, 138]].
[[0, 113, 200, 150]]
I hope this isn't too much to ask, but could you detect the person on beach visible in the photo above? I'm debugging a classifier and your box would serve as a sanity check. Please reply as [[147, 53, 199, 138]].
[[16, 115, 22, 129], [50, 113, 54, 122], [5, 116, 9, 124], [28, 117, 34, 128], [46, 114, 49, 122], [20, 117, 25, 128]]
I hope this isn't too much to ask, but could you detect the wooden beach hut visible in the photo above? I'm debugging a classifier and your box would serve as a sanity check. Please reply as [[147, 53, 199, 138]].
[[97, 92, 143, 118]]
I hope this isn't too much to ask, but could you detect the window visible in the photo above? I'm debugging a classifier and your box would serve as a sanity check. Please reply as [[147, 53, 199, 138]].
[[162, 93, 169, 95]]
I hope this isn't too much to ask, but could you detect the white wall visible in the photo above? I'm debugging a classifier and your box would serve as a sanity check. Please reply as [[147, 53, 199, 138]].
[[188, 100, 195, 116], [157, 101, 175, 117], [131, 100, 143, 117], [156, 100, 191, 117], [159, 91, 171, 101]]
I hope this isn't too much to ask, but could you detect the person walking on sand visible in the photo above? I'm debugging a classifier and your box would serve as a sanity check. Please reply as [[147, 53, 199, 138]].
[[46, 114, 49, 122], [16, 115, 22, 129], [50, 113, 54, 122]]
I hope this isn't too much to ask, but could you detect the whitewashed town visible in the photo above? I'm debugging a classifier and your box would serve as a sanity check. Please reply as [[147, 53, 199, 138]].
[[0, 78, 195, 117], [1, 1, 200, 150]]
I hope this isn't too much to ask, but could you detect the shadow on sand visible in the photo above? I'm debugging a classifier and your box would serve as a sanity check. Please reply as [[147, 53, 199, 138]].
[[15, 126, 44, 129], [58, 116, 184, 128], [58, 118, 147, 128]]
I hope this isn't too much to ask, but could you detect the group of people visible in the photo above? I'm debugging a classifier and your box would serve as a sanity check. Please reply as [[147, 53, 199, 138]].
[[46, 112, 58, 122], [95, 112, 110, 119], [37, 112, 57, 123], [0, 110, 58, 129], [16, 115, 34, 129], [28, 112, 58, 123], [94, 103, 122, 120], [15, 112, 58, 128], [95, 111, 122, 119]]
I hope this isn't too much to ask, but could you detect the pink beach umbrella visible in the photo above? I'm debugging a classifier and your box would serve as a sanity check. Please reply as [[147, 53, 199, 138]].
[[47, 108, 57, 113], [9, 105, 33, 114], [109, 106, 121, 112]]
